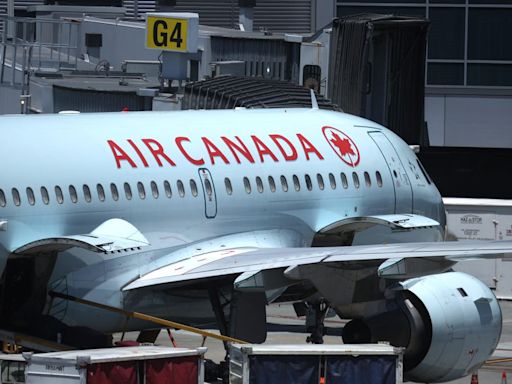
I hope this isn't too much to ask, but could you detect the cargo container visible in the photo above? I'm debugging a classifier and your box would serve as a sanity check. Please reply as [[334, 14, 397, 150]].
[[229, 343, 403, 384], [23, 346, 206, 384]]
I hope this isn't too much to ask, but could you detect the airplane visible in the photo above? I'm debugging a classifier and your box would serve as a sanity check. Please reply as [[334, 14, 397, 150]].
[[0, 100, 511, 383]]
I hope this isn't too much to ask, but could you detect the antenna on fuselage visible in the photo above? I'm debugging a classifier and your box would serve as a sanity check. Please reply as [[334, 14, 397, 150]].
[[310, 89, 319, 110]]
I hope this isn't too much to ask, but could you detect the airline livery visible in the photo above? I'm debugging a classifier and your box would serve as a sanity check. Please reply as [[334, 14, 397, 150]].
[[0, 106, 510, 382]]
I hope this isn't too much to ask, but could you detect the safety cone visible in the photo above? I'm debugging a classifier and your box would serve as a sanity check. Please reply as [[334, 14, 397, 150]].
[[502, 371, 507, 384], [470, 372, 478, 384]]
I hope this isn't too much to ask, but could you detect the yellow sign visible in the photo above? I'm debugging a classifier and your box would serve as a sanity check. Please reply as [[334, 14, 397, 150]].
[[146, 16, 188, 51]]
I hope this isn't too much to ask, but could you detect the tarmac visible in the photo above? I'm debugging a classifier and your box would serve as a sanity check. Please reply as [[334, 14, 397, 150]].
[[115, 299, 512, 384]]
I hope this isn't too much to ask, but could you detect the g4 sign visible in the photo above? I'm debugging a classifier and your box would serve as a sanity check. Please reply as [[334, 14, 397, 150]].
[[146, 16, 188, 51]]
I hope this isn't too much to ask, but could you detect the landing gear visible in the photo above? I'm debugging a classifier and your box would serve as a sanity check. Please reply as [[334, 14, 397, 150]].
[[305, 300, 329, 344]]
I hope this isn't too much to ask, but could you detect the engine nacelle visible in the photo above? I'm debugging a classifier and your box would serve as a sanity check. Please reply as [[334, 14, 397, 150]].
[[343, 272, 501, 383], [402, 272, 501, 382]]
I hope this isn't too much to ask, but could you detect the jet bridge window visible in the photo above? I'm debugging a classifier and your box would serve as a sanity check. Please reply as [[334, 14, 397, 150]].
[[244, 177, 252, 194], [69, 185, 78, 203], [0, 189, 6, 207], [340, 173, 348, 189], [280, 176, 288, 192], [12, 188, 20, 206], [177, 180, 185, 197], [256, 177, 264, 193], [151, 181, 159, 198], [329, 173, 336, 189], [364, 172, 371, 187], [111, 183, 119, 201], [292, 175, 300, 191], [317, 174, 325, 190], [190, 180, 198, 197], [164, 180, 172, 198], [124, 183, 133, 200], [55, 186, 64, 204], [26, 187, 35, 205], [225, 178, 233, 195], [352, 172, 360, 189], [376, 171, 383, 187], [83, 185, 92, 203], [268, 176, 276, 192], [137, 182, 146, 200], [97, 184, 105, 202]]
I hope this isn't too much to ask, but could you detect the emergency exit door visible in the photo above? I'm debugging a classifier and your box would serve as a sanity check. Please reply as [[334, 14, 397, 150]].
[[198, 168, 217, 218]]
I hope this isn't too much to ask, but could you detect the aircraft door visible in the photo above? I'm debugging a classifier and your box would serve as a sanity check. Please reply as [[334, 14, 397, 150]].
[[369, 132, 413, 213], [198, 168, 217, 218]]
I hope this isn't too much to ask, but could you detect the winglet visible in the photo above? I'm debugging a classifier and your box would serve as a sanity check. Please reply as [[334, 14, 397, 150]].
[[310, 89, 319, 110]]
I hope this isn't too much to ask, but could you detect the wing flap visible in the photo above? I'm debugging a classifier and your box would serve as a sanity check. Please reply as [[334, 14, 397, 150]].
[[123, 240, 512, 291]]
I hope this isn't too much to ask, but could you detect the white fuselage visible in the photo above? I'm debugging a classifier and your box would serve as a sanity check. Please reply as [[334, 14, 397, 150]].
[[0, 108, 444, 332]]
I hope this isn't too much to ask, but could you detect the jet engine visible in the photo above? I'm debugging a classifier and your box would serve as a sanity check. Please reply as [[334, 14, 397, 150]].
[[342, 272, 501, 382]]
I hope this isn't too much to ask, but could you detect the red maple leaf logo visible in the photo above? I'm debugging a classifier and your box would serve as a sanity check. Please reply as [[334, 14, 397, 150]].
[[330, 132, 355, 157]]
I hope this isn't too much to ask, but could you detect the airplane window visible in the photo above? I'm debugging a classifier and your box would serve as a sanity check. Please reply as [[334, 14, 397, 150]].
[[26, 187, 35, 205], [317, 174, 324, 190], [364, 172, 371, 187], [41, 187, 50, 205], [340, 173, 348, 189], [111, 183, 119, 201], [268, 176, 276, 192], [177, 180, 185, 197], [244, 177, 252, 194], [0, 189, 5, 207], [352, 172, 360, 189], [280, 175, 288, 192], [137, 182, 146, 200], [293, 175, 300, 191], [55, 186, 64, 204], [304, 174, 313, 191], [151, 181, 159, 198], [204, 178, 213, 197], [225, 178, 233, 195], [190, 180, 198, 197], [124, 182, 132, 200], [97, 184, 105, 202], [376, 171, 383, 187], [12, 188, 21, 206], [83, 185, 92, 203], [256, 176, 264, 193], [69, 185, 78, 203], [164, 180, 172, 198], [329, 173, 336, 189]]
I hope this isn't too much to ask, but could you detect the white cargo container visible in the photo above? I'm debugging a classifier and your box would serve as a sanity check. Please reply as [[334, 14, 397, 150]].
[[229, 343, 403, 384], [444, 197, 512, 299], [23, 346, 206, 384], [0, 353, 26, 383]]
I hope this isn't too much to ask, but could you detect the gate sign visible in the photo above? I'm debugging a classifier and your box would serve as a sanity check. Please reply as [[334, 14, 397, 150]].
[[146, 13, 198, 53]]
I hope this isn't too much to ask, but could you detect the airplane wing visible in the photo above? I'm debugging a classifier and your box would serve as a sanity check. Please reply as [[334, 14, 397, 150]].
[[14, 218, 149, 255], [123, 240, 512, 291]]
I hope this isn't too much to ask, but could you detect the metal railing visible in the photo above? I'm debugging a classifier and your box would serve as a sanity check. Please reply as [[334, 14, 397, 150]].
[[0, 16, 80, 89]]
